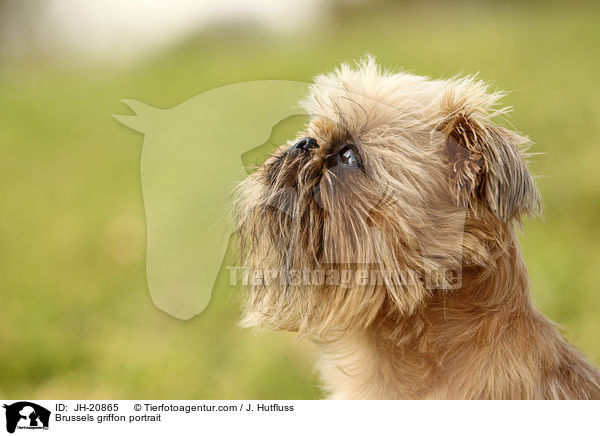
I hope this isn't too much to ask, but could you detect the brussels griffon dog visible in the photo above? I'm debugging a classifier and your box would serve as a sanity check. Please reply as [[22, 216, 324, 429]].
[[234, 57, 600, 399]]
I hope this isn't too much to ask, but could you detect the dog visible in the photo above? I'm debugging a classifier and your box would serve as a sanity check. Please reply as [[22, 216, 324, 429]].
[[234, 57, 600, 399]]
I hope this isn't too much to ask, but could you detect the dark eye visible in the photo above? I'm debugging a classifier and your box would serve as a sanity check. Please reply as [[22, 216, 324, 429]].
[[338, 147, 358, 168]]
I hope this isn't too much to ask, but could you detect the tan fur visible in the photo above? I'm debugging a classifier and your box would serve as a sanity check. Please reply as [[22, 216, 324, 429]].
[[234, 57, 600, 399]]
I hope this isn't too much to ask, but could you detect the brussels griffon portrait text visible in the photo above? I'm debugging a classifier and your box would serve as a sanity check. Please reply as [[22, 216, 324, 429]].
[[234, 57, 600, 399]]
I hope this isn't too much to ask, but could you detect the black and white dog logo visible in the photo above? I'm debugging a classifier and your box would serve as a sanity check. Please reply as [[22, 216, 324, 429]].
[[3, 402, 50, 433]]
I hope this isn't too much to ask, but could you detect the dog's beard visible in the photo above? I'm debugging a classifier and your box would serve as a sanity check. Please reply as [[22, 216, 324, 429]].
[[234, 140, 468, 337]]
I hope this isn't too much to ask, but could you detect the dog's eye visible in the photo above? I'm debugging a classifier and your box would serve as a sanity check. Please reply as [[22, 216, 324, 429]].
[[339, 147, 358, 168]]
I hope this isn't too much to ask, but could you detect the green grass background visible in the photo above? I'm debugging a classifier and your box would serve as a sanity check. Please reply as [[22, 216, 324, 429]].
[[0, 1, 599, 399]]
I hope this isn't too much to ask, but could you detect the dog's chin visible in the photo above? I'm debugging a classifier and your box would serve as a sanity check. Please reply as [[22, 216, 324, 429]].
[[237, 162, 458, 335], [237, 196, 427, 336]]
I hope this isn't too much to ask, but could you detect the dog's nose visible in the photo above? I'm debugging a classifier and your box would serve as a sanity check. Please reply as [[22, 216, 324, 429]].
[[291, 137, 319, 152]]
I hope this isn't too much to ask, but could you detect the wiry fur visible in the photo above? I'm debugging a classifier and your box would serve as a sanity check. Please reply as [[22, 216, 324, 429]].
[[234, 57, 600, 399]]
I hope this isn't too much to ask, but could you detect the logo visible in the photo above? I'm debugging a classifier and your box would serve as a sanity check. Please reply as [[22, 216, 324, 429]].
[[113, 81, 310, 320], [3, 402, 50, 434]]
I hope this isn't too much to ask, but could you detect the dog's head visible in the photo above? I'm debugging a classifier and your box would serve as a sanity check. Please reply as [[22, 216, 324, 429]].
[[235, 57, 540, 336]]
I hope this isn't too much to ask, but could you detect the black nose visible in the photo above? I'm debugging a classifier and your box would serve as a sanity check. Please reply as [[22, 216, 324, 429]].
[[291, 137, 319, 152]]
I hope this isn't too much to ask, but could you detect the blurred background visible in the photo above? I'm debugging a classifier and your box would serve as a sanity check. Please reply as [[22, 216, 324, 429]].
[[0, 0, 599, 399]]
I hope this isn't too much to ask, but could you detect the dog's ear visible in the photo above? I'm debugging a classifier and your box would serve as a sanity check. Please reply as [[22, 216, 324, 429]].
[[438, 79, 541, 222]]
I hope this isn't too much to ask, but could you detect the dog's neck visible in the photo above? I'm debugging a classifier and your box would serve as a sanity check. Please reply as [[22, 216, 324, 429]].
[[316, 228, 599, 399]]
